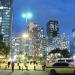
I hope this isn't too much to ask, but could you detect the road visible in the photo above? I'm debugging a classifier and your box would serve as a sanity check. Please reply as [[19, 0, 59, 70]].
[[0, 70, 49, 75]]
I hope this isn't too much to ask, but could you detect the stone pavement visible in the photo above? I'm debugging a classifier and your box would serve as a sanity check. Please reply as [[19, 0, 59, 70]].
[[0, 69, 48, 75], [0, 63, 43, 70]]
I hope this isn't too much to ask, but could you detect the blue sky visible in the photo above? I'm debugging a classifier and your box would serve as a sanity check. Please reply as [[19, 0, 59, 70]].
[[13, 0, 75, 50]]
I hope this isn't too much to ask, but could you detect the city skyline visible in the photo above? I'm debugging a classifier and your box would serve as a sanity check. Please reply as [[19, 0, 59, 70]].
[[13, 0, 75, 34], [13, 0, 75, 50]]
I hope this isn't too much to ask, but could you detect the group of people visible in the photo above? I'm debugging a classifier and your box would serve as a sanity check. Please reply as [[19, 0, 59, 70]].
[[7, 61, 46, 72], [7, 62, 27, 71], [8, 61, 15, 72]]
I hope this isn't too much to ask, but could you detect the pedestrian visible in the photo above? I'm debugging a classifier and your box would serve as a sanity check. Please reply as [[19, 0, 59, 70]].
[[34, 65, 36, 70], [8, 61, 10, 68], [42, 62, 46, 71], [11, 62, 15, 72], [21, 63, 24, 71]]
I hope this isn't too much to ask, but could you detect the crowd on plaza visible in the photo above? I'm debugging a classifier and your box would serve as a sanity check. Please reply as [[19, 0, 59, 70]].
[[0, 61, 46, 72]]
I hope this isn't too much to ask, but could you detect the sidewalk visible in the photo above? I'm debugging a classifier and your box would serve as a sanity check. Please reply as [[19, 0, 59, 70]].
[[0, 70, 48, 75], [0, 63, 43, 70]]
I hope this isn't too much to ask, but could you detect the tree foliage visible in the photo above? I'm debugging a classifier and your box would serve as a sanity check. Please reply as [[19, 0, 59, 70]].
[[48, 48, 61, 55], [0, 34, 10, 57], [48, 48, 71, 58], [61, 48, 70, 58]]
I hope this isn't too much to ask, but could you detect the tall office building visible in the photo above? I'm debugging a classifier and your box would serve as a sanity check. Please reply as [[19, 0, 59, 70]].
[[46, 20, 59, 44], [72, 28, 75, 50], [53, 33, 70, 50], [28, 22, 41, 56], [28, 22, 48, 56], [0, 0, 13, 44], [46, 33, 70, 53], [47, 20, 59, 37]]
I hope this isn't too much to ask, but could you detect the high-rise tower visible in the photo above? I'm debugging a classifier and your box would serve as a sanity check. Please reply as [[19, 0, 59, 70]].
[[0, 0, 13, 44], [72, 28, 75, 50], [46, 20, 59, 44], [47, 20, 59, 37]]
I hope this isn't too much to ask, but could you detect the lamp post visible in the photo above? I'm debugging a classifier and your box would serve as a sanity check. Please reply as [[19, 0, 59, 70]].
[[22, 33, 30, 63], [22, 12, 32, 27], [22, 12, 32, 63]]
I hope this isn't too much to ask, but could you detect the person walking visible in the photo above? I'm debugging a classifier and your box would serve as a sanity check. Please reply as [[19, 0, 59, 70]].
[[42, 62, 46, 71], [8, 61, 10, 68], [11, 62, 15, 72]]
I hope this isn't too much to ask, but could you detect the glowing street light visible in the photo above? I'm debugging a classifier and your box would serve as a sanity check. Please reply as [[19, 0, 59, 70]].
[[22, 12, 32, 19], [27, 12, 32, 19], [22, 33, 30, 63], [22, 14, 26, 18], [21, 12, 32, 62], [22, 12, 32, 25], [22, 33, 30, 39]]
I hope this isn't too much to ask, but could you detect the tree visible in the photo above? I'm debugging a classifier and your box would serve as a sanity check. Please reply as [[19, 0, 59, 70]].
[[4, 44, 10, 57], [61, 49, 70, 58], [0, 34, 4, 54], [48, 48, 61, 55], [0, 34, 10, 58]]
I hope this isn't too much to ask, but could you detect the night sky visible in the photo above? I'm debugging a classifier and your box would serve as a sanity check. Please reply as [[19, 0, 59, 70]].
[[13, 0, 75, 50]]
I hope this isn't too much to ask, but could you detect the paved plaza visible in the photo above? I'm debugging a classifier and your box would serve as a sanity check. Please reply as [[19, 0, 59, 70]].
[[0, 63, 43, 70], [0, 70, 48, 75]]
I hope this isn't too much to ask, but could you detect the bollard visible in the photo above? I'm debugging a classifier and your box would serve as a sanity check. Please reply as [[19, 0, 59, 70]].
[[49, 69, 57, 75]]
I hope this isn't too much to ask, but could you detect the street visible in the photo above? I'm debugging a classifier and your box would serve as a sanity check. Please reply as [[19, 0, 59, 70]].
[[0, 70, 48, 75]]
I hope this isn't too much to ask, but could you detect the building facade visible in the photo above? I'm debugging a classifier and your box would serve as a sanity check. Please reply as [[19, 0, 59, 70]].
[[47, 20, 59, 37], [28, 22, 48, 56], [72, 28, 75, 50], [45, 33, 70, 53], [53, 33, 70, 50], [0, 0, 13, 44], [12, 33, 33, 56], [46, 20, 59, 44]]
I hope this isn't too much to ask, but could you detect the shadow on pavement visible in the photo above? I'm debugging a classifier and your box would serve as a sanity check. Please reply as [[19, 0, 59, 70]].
[[49, 69, 75, 75], [6, 72, 13, 75], [57, 73, 74, 75]]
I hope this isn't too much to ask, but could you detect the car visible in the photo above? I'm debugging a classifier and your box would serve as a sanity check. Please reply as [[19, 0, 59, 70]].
[[52, 62, 69, 67], [46, 62, 75, 74]]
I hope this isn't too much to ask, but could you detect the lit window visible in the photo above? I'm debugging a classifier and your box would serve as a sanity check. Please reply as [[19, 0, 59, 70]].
[[73, 31, 75, 38], [0, 17, 2, 22], [0, 6, 4, 9]]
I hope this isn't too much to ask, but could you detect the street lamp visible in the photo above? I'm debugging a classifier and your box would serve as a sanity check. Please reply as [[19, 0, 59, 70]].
[[22, 12, 32, 26], [22, 33, 30, 63], [22, 33, 30, 39], [22, 12, 32, 63]]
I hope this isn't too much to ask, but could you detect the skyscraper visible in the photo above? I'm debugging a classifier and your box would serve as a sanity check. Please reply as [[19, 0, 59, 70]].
[[28, 22, 48, 56], [0, 0, 13, 44], [53, 33, 70, 50], [47, 20, 59, 37], [28, 22, 41, 56], [72, 28, 75, 50], [46, 20, 59, 44]]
